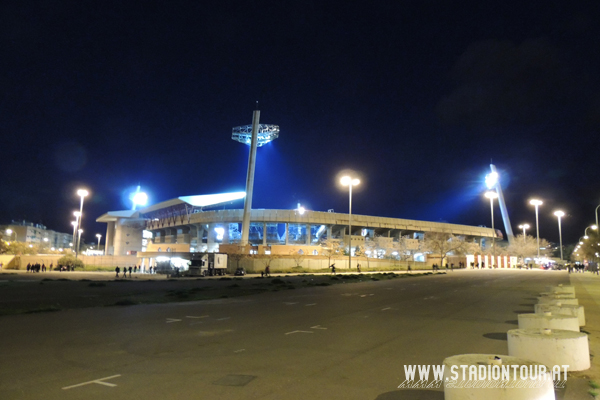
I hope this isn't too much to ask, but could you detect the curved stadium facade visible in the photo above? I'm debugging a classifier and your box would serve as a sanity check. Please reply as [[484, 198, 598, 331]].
[[97, 193, 498, 270]]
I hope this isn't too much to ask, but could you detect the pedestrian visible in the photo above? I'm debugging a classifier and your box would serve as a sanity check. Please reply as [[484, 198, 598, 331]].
[[407, 264, 411, 273], [134, 266, 137, 273], [49, 263, 53, 272], [128, 266, 132, 277], [265, 265, 270, 277], [261, 270, 264, 278], [451, 263, 454, 271], [330, 263, 336, 274], [357, 263, 361, 273], [26, 264, 31, 273], [115, 266, 120, 278]]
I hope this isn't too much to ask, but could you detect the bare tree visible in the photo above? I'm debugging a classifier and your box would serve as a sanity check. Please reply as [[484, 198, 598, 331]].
[[506, 234, 552, 264], [423, 232, 469, 268], [290, 250, 305, 268], [393, 236, 421, 261], [320, 238, 343, 267]]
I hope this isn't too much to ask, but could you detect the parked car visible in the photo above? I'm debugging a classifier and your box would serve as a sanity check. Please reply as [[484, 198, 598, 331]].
[[234, 267, 246, 276]]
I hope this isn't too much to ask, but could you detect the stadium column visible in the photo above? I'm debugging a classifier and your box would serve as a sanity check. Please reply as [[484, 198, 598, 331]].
[[263, 223, 267, 246], [306, 224, 311, 245]]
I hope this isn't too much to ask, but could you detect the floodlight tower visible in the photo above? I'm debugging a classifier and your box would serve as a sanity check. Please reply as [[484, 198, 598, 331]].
[[485, 164, 515, 244], [232, 107, 280, 247]]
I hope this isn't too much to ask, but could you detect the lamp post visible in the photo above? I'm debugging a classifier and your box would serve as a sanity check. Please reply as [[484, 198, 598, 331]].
[[518, 224, 530, 244], [529, 199, 543, 262], [5, 228, 16, 242], [75, 189, 89, 258], [71, 219, 78, 253], [96, 234, 102, 253], [77, 229, 83, 255], [485, 191, 498, 267], [584, 225, 597, 239], [596, 204, 600, 229], [341, 176, 360, 270], [553, 211, 565, 261]]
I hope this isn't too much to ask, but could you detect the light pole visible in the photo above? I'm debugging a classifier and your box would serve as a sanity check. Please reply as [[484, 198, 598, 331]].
[[96, 234, 102, 253], [529, 199, 543, 262], [518, 224, 530, 243], [341, 176, 360, 270], [76, 189, 89, 258], [596, 204, 600, 229], [553, 211, 565, 261], [71, 219, 78, 253], [584, 225, 597, 239], [77, 229, 83, 255], [485, 191, 498, 267]]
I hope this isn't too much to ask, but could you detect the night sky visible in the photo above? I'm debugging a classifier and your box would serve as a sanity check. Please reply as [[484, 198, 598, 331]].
[[2, 1, 600, 246]]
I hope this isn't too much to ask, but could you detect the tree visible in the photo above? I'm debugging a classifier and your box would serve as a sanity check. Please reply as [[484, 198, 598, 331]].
[[57, 254, 84, 270], [423, 232, 470, 267], [573, 231, 600, 263], [393, 236, 422, 261], [290, 250, 305, 268], [320, 238, 343, 266], [506, 234, 552, 263]]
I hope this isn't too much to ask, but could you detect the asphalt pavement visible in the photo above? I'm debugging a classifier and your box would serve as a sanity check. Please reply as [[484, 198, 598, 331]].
[[0, 269, 591, 400]]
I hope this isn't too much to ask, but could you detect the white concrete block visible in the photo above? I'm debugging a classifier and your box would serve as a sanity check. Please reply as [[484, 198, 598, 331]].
[[537, 297, 579, 305], [535, 304, 585, 326], [518, 313, 579, 332], [508, 329, 590, 371], [545, 285, 575, 295]]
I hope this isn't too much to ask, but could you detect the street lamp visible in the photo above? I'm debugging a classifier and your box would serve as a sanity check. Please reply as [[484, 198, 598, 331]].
[[584, 225, 597, 239], [553, 211, 565, 261], [341, 175, 360, 270], [96, 234, 102, 253], [518, 224, 530, 244], [5, 228, 16, 242], [76, 189, 89, 258], [485, 191, 498, 267], [71, 220, 78, 253], [77, 229, 83, 255], [529, 199, 543, 262]]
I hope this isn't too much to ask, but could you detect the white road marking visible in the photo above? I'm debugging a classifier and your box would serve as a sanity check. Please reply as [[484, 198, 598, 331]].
[[166, 318, 182, 323], [62, 374, 121, 390], [217, 317, 230, 321], [305, 303, 316, 306], [233, 349, 246, 353], [186, 315, 208, 319], [381, 307, 391, 311], [311, 325, 327, 330], [285, 330, 314, 335]]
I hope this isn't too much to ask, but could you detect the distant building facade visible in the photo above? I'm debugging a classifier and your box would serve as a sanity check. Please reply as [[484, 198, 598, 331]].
[[2, 221, 72, 250]]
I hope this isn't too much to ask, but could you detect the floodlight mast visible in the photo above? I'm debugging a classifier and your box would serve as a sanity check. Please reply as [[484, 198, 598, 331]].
[[487, 164, 515, 244], [233, 109, 279, 247]]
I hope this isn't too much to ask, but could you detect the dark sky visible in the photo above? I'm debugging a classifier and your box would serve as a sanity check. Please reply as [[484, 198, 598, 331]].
[[2, 1, 600, 245]]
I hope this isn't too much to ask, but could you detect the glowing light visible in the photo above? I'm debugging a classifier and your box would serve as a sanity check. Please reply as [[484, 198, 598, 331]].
[[214, 227, 225, 241], [340, 176, 360, 186], [519, 224, 530, 230], [298, 206, 305, 215], [484, 191, 498, 199], [485, 171, 499, 189], [132, 192, 148, 206], [529, 199, 543, 206], [179, 192, 246, 207], [232, 124, 280, 147], [77, 189, 89, 197], [554, 210, 565, 218]]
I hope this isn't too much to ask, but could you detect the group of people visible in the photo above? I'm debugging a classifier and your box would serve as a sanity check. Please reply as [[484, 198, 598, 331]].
[[26, 263, 52, 272], [432, 263, 455, 271], [114, 265, 154, 278], [261, 265, 271, 277]]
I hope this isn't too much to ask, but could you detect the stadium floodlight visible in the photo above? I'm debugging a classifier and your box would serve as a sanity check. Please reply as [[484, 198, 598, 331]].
[[529, 199, 543, 261], [232, 124, 280, 147], [133, 192, 148, 207], [485, 171, 499, 189]]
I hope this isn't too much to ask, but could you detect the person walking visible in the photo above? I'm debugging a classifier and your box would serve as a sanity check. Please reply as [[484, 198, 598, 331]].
[[115, 266, 120, 278], [265, 265, 270, 277], [129, 266, 132, 278]]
